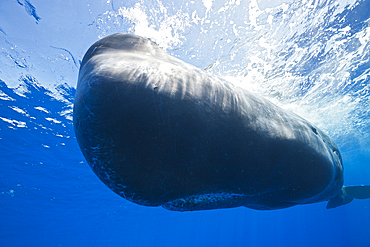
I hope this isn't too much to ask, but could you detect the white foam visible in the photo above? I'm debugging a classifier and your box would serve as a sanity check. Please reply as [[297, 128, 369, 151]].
[[0, 117, 27, 128], [0, 91, 15, 101], [45, 117, 62, 124], [34, 106, 49, 113], [9, 106, 29, 117], [202, 0, 214, 13], [96, 2, 191, 51]]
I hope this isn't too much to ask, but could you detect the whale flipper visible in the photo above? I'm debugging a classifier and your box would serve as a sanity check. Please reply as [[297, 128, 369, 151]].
[[326, 185, 370, 209]]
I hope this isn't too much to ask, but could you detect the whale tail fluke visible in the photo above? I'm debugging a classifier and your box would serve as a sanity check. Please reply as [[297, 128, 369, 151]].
[[326, 185, 370, 209]]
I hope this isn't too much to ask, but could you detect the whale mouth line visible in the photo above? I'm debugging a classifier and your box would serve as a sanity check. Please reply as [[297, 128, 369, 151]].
[[162, 193, 247, 211]]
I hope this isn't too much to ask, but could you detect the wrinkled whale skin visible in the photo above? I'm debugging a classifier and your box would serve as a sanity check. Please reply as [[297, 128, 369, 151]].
[[73, 33, 345, 211]]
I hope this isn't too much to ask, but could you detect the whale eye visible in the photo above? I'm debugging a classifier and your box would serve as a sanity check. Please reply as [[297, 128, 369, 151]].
[[311, 126, 318, 135]]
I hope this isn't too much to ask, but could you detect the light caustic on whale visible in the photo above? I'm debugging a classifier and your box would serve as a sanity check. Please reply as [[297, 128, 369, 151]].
[[73, 33, 370, 211]]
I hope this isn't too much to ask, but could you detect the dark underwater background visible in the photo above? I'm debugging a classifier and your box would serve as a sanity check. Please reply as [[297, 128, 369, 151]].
[[1, 0, 370, 246]]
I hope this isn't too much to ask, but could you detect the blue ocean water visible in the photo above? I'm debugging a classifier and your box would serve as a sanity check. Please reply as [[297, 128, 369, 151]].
[[1, 0, 370, 246]]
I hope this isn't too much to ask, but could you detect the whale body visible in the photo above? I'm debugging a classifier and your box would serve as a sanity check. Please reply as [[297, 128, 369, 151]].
[[73, 33, 370, 211]]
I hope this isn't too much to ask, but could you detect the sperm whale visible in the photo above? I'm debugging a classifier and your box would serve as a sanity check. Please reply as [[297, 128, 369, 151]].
[[73, 33, 370, 211]]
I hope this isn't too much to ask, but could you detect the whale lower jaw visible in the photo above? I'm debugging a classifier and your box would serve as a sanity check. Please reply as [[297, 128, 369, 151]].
[[162, 192, 306, 211], [162, 193, 250, 211]]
